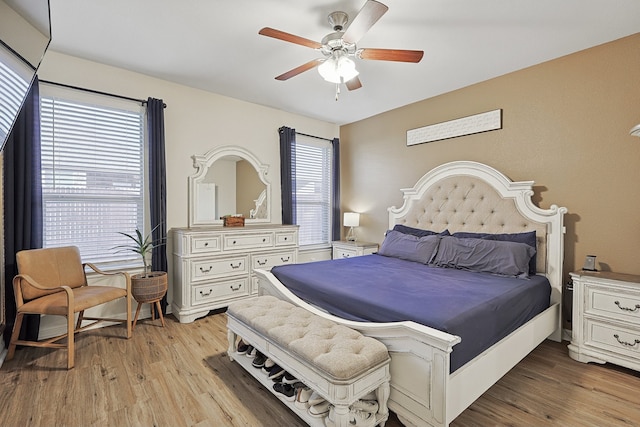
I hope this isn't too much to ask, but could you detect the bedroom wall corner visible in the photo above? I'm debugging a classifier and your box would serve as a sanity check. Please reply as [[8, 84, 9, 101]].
[[339, 32, 640, 283]]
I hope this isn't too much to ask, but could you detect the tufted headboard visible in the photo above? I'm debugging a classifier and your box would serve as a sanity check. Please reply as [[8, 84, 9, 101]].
[[388, 161, 567, 313]]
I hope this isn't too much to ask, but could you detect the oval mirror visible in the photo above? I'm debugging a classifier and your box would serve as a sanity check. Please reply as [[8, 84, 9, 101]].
[[188, 146, 270, 227]]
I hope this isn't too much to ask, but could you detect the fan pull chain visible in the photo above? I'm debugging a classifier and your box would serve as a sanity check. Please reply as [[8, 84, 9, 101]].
[[335, 83, 341, 101]]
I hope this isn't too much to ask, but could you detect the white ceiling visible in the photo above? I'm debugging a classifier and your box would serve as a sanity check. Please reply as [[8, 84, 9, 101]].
[[47, 0, 640, 125]]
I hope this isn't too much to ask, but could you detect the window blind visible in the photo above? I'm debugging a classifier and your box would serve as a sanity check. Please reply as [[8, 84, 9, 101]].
[[294, 135, 333, 246], [40, 89, 145, 265], [0, 59, 29, 141]]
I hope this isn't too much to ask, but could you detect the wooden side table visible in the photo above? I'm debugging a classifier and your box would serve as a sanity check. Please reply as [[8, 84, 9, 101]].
[[332, 240, 378, 259]]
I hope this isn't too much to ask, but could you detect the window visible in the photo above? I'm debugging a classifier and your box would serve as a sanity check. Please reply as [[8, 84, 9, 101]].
[[294, 134, 334, 247], [0, 55, 30, 142], [40, 84, 145, 266]]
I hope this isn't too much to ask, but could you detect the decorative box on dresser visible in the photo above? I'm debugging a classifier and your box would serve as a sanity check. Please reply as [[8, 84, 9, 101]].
[[332, 240, 378, 259], [569, 270, 640, 372], [172, 224, 298, 323]]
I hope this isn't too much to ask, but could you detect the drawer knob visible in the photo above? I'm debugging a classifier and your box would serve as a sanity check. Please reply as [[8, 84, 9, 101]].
[[230, 262, 242, 269], [199, 289, 212, 297], [204, 242, 209, 247], [199, 266, 213, 273], [613, 334, 640, 348], [232, 240, 237, 244], [614, 300, 640, 313], [263, 238, 266, 242], [284, 237, 288, 241]]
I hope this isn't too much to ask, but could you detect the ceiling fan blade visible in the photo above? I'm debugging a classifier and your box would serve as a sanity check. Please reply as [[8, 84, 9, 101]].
[[342, 0, 389, 45], [345, 76, 363, 91], [259, 27, 322, 49], [275, 59, 324, 81], [358, 48, 424, 63]]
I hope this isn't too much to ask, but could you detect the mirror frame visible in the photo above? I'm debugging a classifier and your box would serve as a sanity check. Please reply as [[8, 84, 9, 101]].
[[188, 146, 271, 227]]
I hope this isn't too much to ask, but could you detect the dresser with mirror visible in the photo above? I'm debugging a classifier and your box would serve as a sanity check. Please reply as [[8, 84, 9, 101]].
[[172, 146, 298, 323]]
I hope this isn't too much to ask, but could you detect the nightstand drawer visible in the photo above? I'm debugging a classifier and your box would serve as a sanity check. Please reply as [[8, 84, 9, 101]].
[[585, 285, 640, 325], [334, 247, 358, 259], [192, 278, 249, 305], [585, 319, 640, 360]]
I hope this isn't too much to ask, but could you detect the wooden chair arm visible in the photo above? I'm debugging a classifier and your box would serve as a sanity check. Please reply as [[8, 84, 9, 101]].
[[12, 274, 74, 307], [83, 263, 132, 292], [13, 273, 55, 291]]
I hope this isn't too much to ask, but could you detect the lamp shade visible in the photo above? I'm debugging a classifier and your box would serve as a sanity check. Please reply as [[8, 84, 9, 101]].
[[631, 123, 640, 137], [318, 51, 359, 84], [343, 212, 360, 227]]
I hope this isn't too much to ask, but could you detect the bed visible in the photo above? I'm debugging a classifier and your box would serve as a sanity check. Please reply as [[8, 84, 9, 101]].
[[256, 161, 567, 427]]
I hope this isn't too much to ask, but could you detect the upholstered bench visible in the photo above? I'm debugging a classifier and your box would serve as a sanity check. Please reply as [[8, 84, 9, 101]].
[[227, 295, 391, 427]]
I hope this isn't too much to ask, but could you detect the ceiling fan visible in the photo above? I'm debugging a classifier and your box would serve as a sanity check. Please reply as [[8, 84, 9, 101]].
[[258, 0, 423, 98]]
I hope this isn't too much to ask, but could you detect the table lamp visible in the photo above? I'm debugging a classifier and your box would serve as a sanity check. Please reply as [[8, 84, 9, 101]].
[[343, 212, 360, 242]]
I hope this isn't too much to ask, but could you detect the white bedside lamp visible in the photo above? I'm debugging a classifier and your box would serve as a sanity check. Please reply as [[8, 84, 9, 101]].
[[344, 212, 360, 242]]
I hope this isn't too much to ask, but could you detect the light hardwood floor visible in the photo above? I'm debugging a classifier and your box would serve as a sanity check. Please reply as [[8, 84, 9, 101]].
[[2, 311, 640, 427]]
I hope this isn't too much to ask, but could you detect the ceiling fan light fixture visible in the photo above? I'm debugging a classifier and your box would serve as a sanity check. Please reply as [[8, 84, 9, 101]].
[[318, 51, 359, 84]]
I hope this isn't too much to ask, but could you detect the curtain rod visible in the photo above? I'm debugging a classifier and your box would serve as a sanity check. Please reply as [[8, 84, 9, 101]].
[[295, 131, 334, 142], [39, 79, 166, 108]]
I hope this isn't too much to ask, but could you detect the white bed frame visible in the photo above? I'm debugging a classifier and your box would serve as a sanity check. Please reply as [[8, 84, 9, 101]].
[[256, 161, 567, 427]]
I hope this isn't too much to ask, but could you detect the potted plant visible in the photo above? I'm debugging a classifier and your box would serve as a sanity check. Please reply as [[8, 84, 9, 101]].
[[113, 226, 167, 304]]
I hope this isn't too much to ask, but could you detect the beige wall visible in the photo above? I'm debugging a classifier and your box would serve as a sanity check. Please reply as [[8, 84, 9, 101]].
[[38, 51, 339, 229], [29, 51, 339, 337], [340, 33, 640, 279]]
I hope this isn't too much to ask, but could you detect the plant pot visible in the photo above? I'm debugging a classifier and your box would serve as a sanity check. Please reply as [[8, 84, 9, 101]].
[[131, 271, 168, 303]]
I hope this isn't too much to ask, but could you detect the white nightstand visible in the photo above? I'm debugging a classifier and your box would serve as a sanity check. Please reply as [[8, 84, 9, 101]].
[[332, 240, 378, 259], [568, 270, 640, 373]]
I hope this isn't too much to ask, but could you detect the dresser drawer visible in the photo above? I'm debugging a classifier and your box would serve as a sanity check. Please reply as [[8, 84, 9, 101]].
[[190, 234, 222, 254], [584, 319, 640, 360], [192, 278, 249, 305], [190, 256, 248, 282], [223, 233, 273, 251], [275, 231, 297, 246], [251, 251, 296, 270], [585, 284, 640, 325]]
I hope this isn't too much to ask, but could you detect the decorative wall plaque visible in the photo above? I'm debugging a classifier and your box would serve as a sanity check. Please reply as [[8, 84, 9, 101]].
[[407, 109, 502, 146]]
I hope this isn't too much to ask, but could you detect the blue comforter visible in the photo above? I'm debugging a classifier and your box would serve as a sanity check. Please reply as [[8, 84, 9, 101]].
[[271, 254, 550, 372]]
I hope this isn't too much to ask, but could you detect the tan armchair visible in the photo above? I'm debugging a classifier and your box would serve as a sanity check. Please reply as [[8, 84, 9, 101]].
[[7, 246, 132, 369]]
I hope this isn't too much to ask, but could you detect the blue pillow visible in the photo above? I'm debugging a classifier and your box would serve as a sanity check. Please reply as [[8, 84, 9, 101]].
[[433, 236, 536, 278], [393, 224, 450, 238], [378, 230, 441, 264], [451, 231, 537, 274]]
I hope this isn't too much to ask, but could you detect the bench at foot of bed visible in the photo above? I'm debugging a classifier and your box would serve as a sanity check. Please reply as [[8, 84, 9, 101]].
[[227, 295, 391, 427]]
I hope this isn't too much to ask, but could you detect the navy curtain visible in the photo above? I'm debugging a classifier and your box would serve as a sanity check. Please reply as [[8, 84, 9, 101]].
[[146, 98, 168, 315], [331, 138, 340, 241], [3, 77, 43, 346], [279, 126, 296, 225]]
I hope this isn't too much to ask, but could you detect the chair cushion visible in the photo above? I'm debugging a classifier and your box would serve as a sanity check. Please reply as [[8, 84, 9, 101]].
[[18, 286, 127, 316], [17, 246, 87, 300]]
